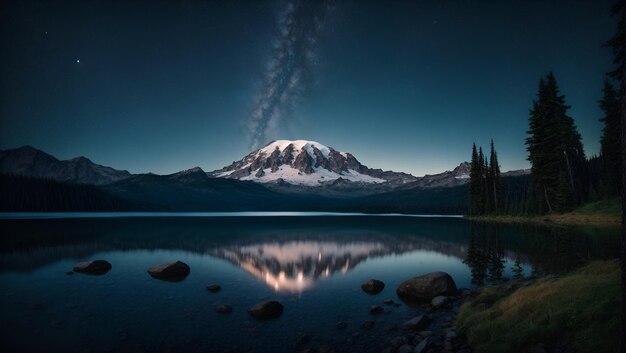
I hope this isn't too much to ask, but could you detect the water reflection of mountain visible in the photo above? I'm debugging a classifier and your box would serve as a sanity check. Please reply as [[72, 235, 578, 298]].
[[211, 239, 460, 292], [0, 217, 619, 282]]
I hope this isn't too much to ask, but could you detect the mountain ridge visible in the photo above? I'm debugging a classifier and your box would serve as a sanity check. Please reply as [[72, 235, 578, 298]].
[[0, 144, 529, 195], [0, 146, 131, 185]]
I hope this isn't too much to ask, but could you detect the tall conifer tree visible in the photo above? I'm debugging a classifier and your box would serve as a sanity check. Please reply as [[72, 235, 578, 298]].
[[469, 144, 480, 215], [599, 79, 622, 197], [526, 72, 586, 213]]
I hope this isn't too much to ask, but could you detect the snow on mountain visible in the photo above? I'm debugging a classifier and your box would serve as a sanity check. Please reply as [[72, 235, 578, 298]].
[[209, 140, 417, 186]]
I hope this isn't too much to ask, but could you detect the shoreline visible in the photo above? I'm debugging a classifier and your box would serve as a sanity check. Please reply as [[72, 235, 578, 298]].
[[465, 213, 621, 227]]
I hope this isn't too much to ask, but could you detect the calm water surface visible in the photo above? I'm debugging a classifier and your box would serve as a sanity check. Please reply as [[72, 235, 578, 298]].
[[0, 214, 620, 353]]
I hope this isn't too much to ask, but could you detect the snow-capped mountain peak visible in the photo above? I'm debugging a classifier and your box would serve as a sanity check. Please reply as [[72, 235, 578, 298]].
[[209, 139, 416, 186]]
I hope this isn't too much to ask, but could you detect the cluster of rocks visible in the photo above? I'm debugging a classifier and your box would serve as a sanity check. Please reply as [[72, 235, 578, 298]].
[[68, 259, 287, 320], [376, 272, 473, 353], [68, 260, 473, 352], [294, 273, 473, 353], [383, 324, 470, 353]]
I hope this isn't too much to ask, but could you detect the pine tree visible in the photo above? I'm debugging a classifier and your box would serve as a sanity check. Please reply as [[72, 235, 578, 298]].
[[604, 3, 625, 350], [555, 169, 576, 212], [478, 147, 486, 215], [599, 79, 622, 197], [488, 140, 502, 213], [525, 72, 586, 213], [469, 143, 481, 216]]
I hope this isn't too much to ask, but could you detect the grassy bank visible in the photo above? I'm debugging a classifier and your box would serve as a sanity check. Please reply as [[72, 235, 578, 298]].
[[456, 260, 621, 353], [467, 198, 621, 226]]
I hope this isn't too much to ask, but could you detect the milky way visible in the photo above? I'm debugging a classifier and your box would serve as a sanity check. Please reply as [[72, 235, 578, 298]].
[[247, 0, 333, 149]]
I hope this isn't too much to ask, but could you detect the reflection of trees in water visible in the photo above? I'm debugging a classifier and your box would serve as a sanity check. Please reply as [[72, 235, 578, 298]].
[[511, 250, 523, 280], [464, 223, 506, 286], [464, 222, 621, 286]]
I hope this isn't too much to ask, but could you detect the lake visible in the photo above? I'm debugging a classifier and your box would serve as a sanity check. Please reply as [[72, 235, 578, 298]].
[[0, 214, 620, 353]]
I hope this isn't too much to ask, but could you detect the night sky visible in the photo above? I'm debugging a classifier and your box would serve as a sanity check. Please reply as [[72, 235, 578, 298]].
[[0, 0, 617, 176]]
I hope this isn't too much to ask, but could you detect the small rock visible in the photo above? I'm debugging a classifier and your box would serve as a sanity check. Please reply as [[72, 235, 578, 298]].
[[419, 331, 432, 337], [206, 284, 221, 292], [403, 315, 431, 331], [213, 304, 233, 314], [398, 344, 413, 353], [66, 271, 74, 275], [383, 299, 394, 305], [390, 336, 406, 348], [297, 335, 312, 345], [361, 279, 385, 294], [370, 305, 384, 314], [147, 261, 190, 281], [431, 295, 449, 309], [247, 300, 284, 320], [335, 322, 347, 329], [361, 320, 375, 329], [414, 338, 429, 353], [73, 260, 112, 275]]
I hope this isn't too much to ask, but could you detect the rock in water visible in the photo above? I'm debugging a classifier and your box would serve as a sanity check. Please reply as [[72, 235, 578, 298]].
[[147, 261, 190, 281], [396, 272, 457, 301], [206, 284, 221, 292], [361, 279, 385, 294], [369, 305, 384, 314], [361, 320, 375, 329], [247, 301, 284, 320], [335, 322, 348, 329], [213, 304, 233, 314], [73, 260, 112, 275]]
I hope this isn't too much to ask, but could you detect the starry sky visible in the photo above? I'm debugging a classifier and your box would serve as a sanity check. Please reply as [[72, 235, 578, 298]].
[[0, 0, 618, 176]]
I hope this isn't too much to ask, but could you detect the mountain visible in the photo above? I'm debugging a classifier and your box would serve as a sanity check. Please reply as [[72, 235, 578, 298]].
[[102, 167, 332, 211], [0, 144, 532, 213], [209, 140, 418, 187], [0, 146, 131, 185]]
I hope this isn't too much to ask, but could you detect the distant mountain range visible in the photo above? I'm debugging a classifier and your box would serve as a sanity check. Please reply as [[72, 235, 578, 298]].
[[0, 142, 530, 213], [0, 146, 130, 185]]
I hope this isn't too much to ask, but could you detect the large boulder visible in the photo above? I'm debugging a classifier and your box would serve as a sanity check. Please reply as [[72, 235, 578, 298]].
[[73, 260, 112, 275], [147, 261, 190, 281], [396, 272, 457, 302], [247, 300, 284, 320], [361, 279, 385, 294]]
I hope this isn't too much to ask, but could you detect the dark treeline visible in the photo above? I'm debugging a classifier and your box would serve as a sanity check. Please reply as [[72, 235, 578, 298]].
[[469, 71, 622, 215], [469, 140, 502, 216], [0, 174, 128, 212]]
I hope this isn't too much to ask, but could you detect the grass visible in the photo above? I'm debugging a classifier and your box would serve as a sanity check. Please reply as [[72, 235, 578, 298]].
[[456, 260, 622, 353], [571, 198, 621, 216], [467, 198, 621, 226]]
